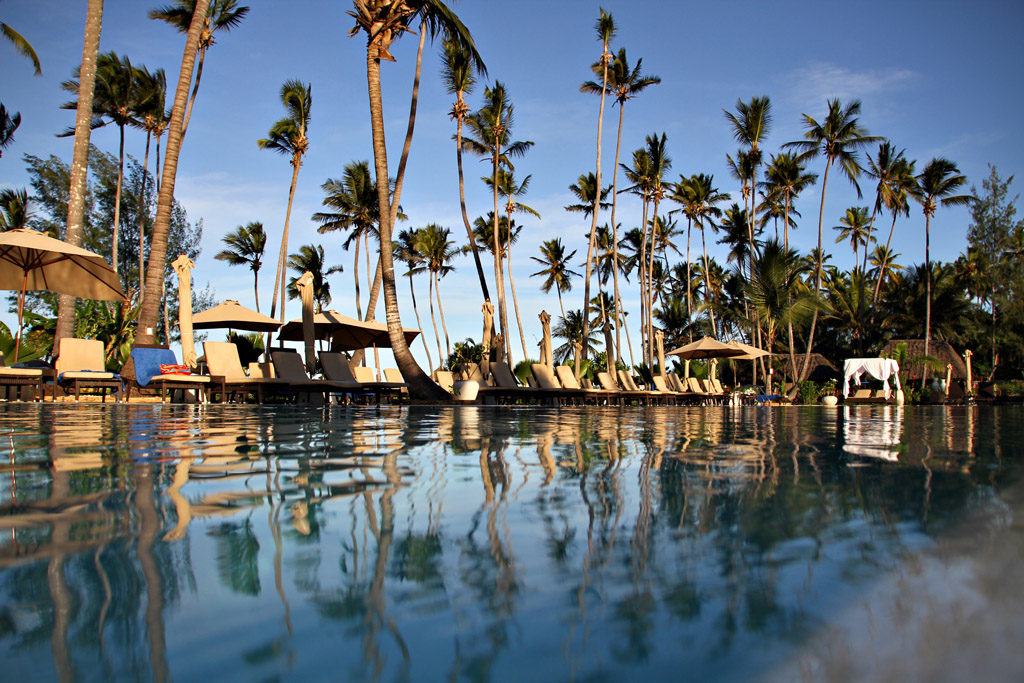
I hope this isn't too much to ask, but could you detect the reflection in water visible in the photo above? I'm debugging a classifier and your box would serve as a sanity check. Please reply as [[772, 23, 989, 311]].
[[0, 403, 1022, 680]]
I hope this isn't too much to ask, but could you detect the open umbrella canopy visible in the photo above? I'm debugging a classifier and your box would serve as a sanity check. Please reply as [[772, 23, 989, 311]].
[[278, 310, 420, 351], [667, 336, 748, 360], [0, 228, 125, 300], [193, 300, 282, 332], [724, 339, 770, 360]]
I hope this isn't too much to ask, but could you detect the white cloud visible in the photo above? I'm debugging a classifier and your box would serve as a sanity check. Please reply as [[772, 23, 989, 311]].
[[785, 62, 917, 109]]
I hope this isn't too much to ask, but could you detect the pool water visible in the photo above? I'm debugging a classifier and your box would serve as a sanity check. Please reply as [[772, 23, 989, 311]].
[[1, 403, 1023, 681]]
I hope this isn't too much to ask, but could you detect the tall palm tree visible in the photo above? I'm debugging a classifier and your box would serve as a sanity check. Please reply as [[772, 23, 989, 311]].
[[349, 0, 482, 400], [394, 228, 433, 370], [641, 133, 670, 364], [869, 244, 902, 297], [1, 6, 41, 74], [287, 244, 342, 313], [578, 7, 615, 373], [62, 51, 138, 274], [130, 65, 167, 298], [55, 0, 103, 349], [258, 79, 312, 329], [531, 238, 579, 318], [552, 309, 600, 365], [915, 158, 973, 374], [724, 96, 772, 272], [441, 34, 489, 304], [136, 0, 210, 347], [149, 0, 249, 136], [312, 160, 384, 320], [414, 223, 457, 363], [872, 154, 917, 303], [0, 103, 20, 157], [833, 206, 872, 270], [670, 173, 728, 337], [783, 98, 881, 379], [462, 81, 533, 365], [215, 221, 266, 312], [0, 187, 30, 230], [761, 152, 817, 250], [582, 46, 659, 362], [486, 169, 540, 360]]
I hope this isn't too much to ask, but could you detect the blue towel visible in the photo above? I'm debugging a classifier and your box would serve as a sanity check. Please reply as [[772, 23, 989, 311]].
[[130, 347, 178, 387]]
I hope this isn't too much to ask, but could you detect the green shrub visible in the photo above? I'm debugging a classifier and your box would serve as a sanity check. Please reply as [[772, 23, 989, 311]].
[[797, 380, 819, 404]]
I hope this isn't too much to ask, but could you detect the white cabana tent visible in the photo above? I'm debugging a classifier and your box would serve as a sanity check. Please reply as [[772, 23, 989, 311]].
[[843, 358, 902, 400]]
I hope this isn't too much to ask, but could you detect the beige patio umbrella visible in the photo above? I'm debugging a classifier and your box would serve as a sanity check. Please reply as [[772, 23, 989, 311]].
[[539, 310, 552, 368], [667, 336, 747, 360], [295, 271, 316, 374], [481, 301, 494, 379], [0, 228, 125, 362], [725, 339, 770, 360], [193, 300, 283, 332], [655, 329, 666, 379], [278, 310, 420, 349], [172, 255, 197, 368]]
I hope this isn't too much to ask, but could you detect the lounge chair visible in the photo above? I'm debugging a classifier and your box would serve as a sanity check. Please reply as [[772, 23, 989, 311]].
[[619, 369, 670, 405], [271, 349, 360, 403], [320, 352, 404, 403], [844, 388, 889, 404], [477, 361, 547, 404], [597, 371, 649, 405], [55, 338, 125, 402], [204, 341, 285, 403], [530, 364, 585, 405], [131, 345, 210, 403], [554, 365, 615, 404], [0, 350, 51, 402]]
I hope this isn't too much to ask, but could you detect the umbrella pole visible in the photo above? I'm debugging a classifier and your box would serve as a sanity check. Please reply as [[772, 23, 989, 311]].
[[14, 273, 28, 364]]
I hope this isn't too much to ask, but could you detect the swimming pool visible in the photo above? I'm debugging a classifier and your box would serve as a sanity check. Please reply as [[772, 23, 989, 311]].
[[1, 403, 1022, 681]]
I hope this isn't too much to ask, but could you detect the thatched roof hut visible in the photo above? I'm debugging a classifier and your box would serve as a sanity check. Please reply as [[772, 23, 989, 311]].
[[879, 339, 968, 379]]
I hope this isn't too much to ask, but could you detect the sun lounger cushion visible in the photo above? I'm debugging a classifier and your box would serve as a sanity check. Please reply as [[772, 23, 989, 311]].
[[490, 362, 520, 388], [554, 366, 581, 390], [531, 364, 561, 390], [383, 368, 404, 384], [320, 352, 358, 382]]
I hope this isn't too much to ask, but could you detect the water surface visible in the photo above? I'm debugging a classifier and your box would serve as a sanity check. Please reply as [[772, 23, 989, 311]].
[[1, 403, 1022, 681]]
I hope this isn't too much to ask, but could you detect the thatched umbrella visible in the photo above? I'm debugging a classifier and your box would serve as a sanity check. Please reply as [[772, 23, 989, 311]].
[[295, 271, 316, 374], [172, 254, 197, 368], [880, 339, 966, 379]]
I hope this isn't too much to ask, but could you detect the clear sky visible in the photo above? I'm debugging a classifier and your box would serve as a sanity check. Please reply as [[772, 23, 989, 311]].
[[3, 0, 1023, 369]]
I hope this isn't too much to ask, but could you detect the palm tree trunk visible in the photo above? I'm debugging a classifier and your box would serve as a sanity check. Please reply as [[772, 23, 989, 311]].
[[352, 233, 362, 319], [55, 0, 103, 348], [686, 218, 693, 342], [135, 0, 210, 346], [506, 240, 529, 361], [580, 44, 610, 375], [638, 197, 650, 364], [646, 197, 660, 366], [365, 43, 446, 400], [436, 275, 452, 361], [700, 222, 717, 337], [112, 124, 125, 275], [799, 158, 833, 382], [457, 98, 490, 303], [181, 43, 206, 137], [269, 157, 302, 336], [154, 131, 163, 191], [408, 273, 433, 371], [428, 272, 443, 368], [491, 153, 510, 364], [923, 213, 932, 389], [138, 130, 152, 299], [253, 267, 260, 313], [873, 212, 899, 303], [610, 102, 625, 361]]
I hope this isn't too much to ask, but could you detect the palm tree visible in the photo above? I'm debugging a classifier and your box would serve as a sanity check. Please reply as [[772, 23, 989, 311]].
[[462, 81, 533, 365], [0, 103, 20, 157], [130, 65, 167, 298], [761, 152, 817, 250], [833, 206, 873, 270], [149, 0, 249, 136], [0, 187, 30, 230], [578, 7, 616, 373], [136, 0, 210, 348], [258, 79, 312, 329], [287, 244, 342, 313], [394, 228, 433, 370], [641, 133, 670, 366], [724, 96, 772, 271], [312, 160, 384, 320], [441, 34, 489, 304], [62, 51, 138, 274], [552, 309, 600, 365], [414, 223, 457, 363], [670, 173, 728, 337], [349, 0, 482, 400], [915, 158, 973, 375], [783, 98, 881, 379], [214, 221, 266, 312], [531, 238, 580, 318], [872, 153, 917, 303], [869, 244, 902, 296], [1, 7, 41, 74], [582, 46, 659, 362], [486, 169, 540, 360], [55, 0, 103, 349]]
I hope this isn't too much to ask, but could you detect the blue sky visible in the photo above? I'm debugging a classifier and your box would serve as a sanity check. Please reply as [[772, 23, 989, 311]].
[[2, 0, 1022, 368]]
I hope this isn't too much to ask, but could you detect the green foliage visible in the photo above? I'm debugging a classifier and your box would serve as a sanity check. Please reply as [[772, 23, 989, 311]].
[[0, 321, 45, 363], [445, 338, 482, 370], [513, 359, 535, 385], [228, 331, 265, 367], [797, 380, 819, 404]]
